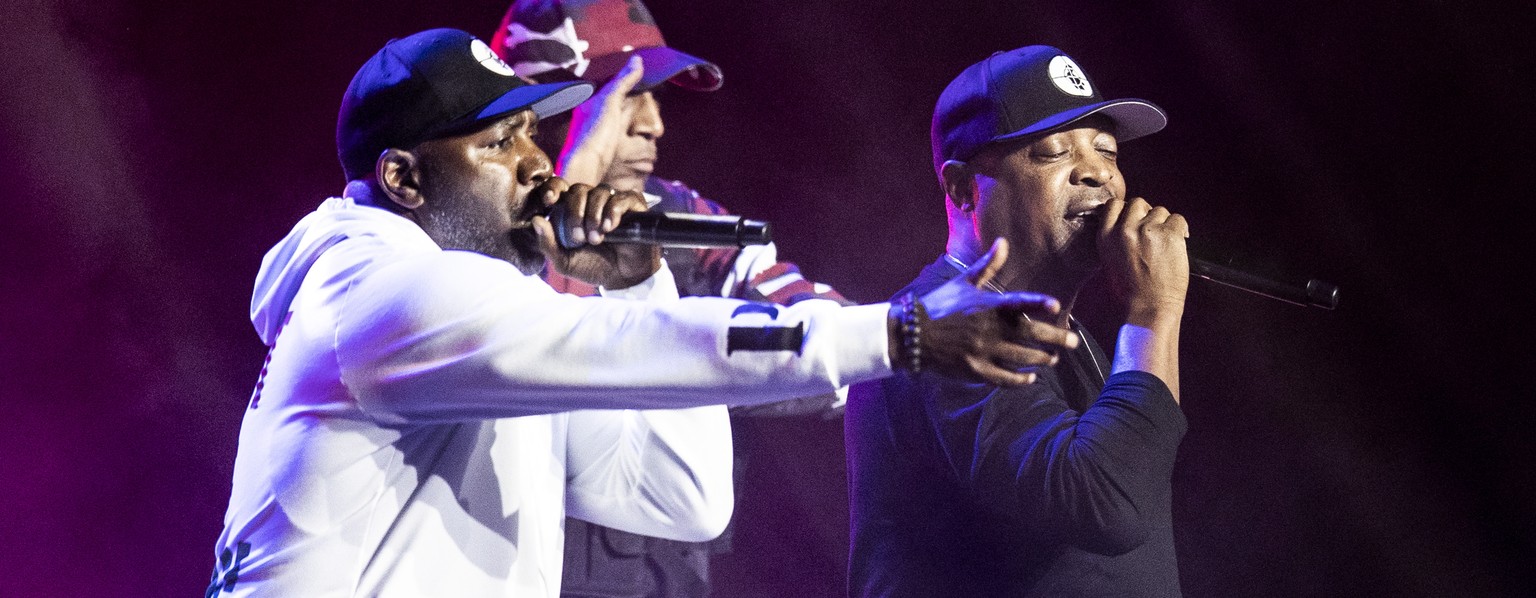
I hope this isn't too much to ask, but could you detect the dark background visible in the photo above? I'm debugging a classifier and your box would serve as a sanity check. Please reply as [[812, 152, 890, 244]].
[[2, 0, 1532, 596]]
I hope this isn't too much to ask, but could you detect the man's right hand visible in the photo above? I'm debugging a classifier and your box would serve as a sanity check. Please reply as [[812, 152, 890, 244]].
[[1094, 196, 1189, 400], [1095, 197, 1190, 326], [902, 238, 1079, 386], [531, 177, 662, 290]]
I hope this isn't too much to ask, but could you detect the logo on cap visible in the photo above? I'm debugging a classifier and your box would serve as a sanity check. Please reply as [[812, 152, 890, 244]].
[[502, 18, 592, 78], [1047, 55, 1092, 97], [471, 39, 517, 76]]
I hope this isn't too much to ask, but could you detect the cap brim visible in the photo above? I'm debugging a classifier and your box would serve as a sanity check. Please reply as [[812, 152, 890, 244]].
[[585, 46, 723, 92], [475, 79, 595, 121], [990, 98, 1167, 146], [423, 79, 594, 142]]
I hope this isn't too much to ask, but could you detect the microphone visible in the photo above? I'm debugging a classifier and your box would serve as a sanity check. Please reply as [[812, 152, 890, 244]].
[[1187, 238, 1339, 310], [552, 210, 773, 249]]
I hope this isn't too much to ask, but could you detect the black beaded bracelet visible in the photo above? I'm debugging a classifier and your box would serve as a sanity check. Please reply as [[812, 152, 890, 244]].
[[893, 291, 926, 375]]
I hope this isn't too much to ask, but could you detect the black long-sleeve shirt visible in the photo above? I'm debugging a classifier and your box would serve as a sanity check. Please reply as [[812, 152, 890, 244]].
[[846, 258, 1188, 597]]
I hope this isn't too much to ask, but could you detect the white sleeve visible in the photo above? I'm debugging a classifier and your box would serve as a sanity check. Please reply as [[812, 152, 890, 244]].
[[563, 407, 733, 541], [723, 243, 852, 413], [597, 257, 682, 303], [568, 259, 732, 541], [333, 250, 892, 424]]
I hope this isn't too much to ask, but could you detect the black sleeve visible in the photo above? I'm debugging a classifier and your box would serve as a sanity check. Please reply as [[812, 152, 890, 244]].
[[964, 370, 1187, 555]]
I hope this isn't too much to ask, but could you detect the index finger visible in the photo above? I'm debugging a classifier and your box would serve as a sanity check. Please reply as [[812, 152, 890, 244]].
[[539, 176, 571, 209], [601, 190, 649, 233], [602, 55, 645, 101], [965, 237, 1010, 289], [1098, 197, 1125, 237]]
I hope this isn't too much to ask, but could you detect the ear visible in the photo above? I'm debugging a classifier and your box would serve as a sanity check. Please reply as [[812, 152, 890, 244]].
[[376, 148, 425, 211], [940, 160, 976, 212]]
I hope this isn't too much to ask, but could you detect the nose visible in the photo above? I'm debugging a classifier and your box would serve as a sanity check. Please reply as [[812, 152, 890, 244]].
[[519, 142, 554, 186], [629, 92, 664, 141], [1070, 149, 1116, 187]]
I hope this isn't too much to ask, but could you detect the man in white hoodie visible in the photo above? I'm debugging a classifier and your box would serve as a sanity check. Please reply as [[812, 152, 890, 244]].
[[208, 28, 1078, 598]]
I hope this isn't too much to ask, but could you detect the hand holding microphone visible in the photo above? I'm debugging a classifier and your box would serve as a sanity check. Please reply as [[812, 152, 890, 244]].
[[531, 180, 661, 289], [550, 209, 772, 249], [1095, 198, 1339, 311], [531, 178, 774, 290]]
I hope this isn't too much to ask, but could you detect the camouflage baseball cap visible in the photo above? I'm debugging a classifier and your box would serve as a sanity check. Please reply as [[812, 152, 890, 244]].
[[491, 0, 723, 92]]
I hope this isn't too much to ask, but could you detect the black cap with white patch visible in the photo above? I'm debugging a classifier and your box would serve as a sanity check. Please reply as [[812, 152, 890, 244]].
[[337, 28, 594, 181], [932, 45, 1167, 170]]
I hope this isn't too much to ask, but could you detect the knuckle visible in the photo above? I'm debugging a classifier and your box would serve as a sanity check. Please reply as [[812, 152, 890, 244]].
[[969, 332, 989, 353]]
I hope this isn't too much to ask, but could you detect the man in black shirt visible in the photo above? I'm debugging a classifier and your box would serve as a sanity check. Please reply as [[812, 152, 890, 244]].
[[846, 46, 1191, 597]]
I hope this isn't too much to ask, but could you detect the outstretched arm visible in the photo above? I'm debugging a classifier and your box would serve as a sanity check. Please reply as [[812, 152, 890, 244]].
[[333, 230, 1075, 423]]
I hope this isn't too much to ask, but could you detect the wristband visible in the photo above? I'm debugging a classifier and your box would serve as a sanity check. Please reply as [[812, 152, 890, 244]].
[[892, 291, 926, 375]]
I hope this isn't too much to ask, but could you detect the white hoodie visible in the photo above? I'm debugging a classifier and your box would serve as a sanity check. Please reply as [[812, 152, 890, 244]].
[[210, 198, 892, 597]]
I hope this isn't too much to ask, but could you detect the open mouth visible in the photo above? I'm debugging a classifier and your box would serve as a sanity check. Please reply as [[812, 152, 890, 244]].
[[1066, 204, 1105, 230]]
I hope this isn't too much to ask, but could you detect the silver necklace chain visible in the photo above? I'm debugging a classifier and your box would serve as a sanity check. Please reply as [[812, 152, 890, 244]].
[[941, 253, 1106, 383]]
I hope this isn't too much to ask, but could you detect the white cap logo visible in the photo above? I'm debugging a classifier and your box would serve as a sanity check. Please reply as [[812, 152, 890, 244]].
[[503, 17, 592, 77], [470, 38, 517, 76], [1047, 55, 1093, 97]]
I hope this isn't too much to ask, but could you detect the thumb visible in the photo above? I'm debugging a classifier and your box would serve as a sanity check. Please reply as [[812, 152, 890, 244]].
[[532, 215, 565, 262], [966, 237, 1009, 289]]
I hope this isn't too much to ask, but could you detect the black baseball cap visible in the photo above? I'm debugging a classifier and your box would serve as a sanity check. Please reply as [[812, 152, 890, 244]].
[[337, 28, 594, 181], [932, 45, 1167, 170]]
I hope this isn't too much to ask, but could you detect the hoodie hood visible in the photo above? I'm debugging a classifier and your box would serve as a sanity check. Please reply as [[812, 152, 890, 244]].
[[250, 197, 435, 345]]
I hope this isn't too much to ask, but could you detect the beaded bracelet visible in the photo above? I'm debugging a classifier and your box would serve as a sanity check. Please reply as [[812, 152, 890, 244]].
[[892, 290, 927, 375]]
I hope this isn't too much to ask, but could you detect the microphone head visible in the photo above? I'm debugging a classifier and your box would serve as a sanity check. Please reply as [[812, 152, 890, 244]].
[[737, 219, 772, 246], [1305, 279, 1340, 310]]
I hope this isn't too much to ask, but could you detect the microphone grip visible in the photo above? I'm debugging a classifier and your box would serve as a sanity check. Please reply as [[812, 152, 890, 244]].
[[553, 210, 773, 249], [1187, 239, 1339, 310]]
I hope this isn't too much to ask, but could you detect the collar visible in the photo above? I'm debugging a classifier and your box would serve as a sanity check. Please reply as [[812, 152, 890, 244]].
[[942, 253, 1005, 295]]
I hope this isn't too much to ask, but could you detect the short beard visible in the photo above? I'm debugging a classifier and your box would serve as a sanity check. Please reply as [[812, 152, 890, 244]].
[[504, 228, 546, 275], [416, 207, 543, 274]]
